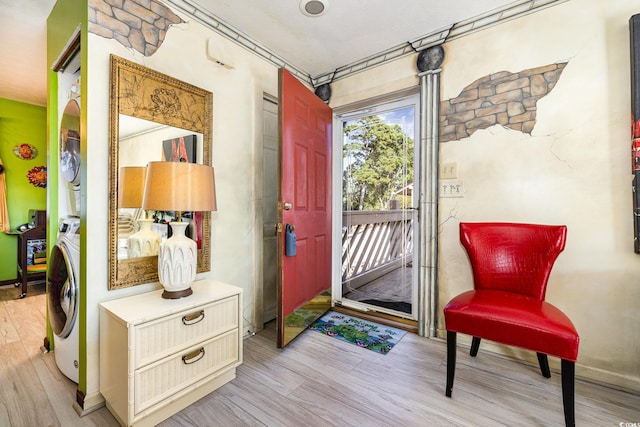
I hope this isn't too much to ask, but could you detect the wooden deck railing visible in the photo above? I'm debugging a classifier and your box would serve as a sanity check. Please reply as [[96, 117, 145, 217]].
[[341, 210, 414, 291]]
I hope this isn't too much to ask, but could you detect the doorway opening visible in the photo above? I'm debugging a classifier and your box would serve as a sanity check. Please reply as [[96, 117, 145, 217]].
[[260, 88, 424, 343], [261, 96, 279, 326], [333, 94, 420, 326]]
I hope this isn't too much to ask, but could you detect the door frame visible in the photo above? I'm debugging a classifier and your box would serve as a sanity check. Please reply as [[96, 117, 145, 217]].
[[256, 94, 279, 331], [256, 86, 440, 340], [330, 88, 428, 331]]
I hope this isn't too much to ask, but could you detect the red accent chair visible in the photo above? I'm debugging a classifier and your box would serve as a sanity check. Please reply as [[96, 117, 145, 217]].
[[444, 222, 579, 427]]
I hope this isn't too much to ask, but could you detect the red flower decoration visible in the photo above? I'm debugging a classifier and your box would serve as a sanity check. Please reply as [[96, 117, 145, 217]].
[[27, 166, 47, 188]]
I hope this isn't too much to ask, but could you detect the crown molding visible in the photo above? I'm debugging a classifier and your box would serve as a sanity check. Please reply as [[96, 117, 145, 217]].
[[164, 0, 313, 85], [164, 0, 567, 87]]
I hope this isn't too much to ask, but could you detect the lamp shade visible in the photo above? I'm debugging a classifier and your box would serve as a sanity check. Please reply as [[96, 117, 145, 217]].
[[142, 161, 217, 213], [141, 161, 217, 299], [118, 166, 147, 208]]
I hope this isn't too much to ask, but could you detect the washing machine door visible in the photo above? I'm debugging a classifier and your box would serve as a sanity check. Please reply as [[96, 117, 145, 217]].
[[47, 242, 78, 338]]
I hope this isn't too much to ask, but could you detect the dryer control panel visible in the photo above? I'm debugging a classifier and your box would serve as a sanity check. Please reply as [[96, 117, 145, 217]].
[[59, 217, 80, 235]]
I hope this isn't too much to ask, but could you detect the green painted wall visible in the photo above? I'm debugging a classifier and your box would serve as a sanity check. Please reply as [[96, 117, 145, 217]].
[[47, 0, 87, 395], [0, 98, 47, 282]]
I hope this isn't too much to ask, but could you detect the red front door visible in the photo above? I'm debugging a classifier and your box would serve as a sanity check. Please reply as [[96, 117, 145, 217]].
[[277, 68, 332, 347]]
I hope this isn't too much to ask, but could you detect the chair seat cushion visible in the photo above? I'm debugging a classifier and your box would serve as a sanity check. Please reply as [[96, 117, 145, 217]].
[[444, 290, 579, 361]]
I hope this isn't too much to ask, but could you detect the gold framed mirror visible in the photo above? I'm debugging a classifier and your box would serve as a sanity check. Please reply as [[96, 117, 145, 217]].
[[108, 55, 213, 290]]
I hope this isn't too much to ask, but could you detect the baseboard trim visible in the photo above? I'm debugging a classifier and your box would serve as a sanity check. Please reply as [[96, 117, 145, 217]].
[[576, 365, 640, 395], [0, 278, 18, 287], [73, 388, 105, 417], [435, 328, 640, 395]]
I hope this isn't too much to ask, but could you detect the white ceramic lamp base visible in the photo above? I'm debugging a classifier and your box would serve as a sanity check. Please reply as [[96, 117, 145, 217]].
[[158, 221, 196, 299], [127, 218, 161, 258]]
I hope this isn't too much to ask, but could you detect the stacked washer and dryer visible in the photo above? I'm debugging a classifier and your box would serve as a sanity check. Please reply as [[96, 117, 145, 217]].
[[47, 83, 81, 383]]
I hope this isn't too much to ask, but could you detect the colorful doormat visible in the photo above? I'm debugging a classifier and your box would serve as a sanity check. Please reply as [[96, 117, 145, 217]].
[[309, 311, 406, 355]]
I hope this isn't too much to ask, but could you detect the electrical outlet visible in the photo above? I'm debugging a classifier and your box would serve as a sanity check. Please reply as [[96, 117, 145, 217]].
[[440, 162, 458, 179], [440, 180, 464, 198]]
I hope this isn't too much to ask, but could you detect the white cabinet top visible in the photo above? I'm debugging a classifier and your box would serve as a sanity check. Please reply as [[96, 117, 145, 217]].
[[100, 279, 242, 324]]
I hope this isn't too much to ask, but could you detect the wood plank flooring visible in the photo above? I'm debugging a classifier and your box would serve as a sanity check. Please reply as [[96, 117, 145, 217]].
[[1, 283, 638, 426]]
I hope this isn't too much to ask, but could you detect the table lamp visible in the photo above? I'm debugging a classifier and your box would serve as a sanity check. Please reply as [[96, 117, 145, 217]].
[[142, 161, 217, 299], [119, 166, 161, 257]]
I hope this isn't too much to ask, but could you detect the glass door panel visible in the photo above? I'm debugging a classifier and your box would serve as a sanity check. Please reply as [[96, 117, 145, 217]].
[[337, 95, 419, 320]]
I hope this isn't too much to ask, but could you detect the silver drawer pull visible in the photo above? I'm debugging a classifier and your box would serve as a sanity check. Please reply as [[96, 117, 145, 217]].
[[182, 348, 205, 364], [182, 310, 205, 325]]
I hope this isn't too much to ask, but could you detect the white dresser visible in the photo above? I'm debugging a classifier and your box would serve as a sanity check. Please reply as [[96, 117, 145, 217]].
[[99, 279, 242, 427]]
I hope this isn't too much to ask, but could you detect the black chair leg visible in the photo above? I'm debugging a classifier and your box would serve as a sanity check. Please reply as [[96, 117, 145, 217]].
[[470, 336, 481, 356], [537, 352, 551, 378], [561, 359, 575, 427], [446, 331, 456, 397]]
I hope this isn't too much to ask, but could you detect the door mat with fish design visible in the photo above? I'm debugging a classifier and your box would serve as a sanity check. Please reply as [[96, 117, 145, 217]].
[[309, 311, 406, 355]]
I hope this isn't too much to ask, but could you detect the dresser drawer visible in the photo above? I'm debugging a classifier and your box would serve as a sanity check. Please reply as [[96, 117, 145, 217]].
[[134, 295, 239, 367], [134, 329, 239, 415]]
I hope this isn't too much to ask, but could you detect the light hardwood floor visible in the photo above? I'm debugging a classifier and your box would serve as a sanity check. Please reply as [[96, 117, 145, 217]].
[[1, 284, 638, 426]]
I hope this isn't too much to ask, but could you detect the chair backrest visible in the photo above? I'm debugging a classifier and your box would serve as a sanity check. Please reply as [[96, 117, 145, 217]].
[[459, 222, 567, 300]]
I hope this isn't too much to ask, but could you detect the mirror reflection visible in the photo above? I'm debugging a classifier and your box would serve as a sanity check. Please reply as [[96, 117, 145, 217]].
[[117, 115, 204, 260]]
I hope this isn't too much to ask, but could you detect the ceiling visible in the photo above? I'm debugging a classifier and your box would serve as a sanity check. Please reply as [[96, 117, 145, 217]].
[[0, 0, 56, 106], [0, 0, 519, 107]]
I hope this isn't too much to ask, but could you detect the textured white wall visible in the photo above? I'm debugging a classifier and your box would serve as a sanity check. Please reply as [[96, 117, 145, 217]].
[[80, 0, 639, 400], [438, 0, 639, 391], [332, 0, 640, 392], [85, 12, 278, 400]]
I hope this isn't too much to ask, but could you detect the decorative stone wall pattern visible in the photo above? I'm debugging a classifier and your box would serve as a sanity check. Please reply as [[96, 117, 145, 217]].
[[89, 0, 184, 56], [440, 62, 567, 142]]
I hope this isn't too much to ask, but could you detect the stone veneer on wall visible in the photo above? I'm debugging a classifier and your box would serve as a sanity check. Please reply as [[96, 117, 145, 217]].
[[440, 62, 567, 142], [89, 0, 184, 56]]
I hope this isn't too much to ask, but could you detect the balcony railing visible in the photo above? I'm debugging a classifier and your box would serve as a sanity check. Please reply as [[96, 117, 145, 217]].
[[341, 210, 414, 293]]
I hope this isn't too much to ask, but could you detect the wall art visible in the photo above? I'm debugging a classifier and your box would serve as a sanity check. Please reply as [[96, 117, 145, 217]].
[[26, 165, 47, 188], [13, 143, 38, 160], [162, 134, 196, 163]]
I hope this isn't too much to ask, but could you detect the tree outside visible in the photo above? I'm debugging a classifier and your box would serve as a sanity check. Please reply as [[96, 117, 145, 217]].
[[343, 115, 414, 211]]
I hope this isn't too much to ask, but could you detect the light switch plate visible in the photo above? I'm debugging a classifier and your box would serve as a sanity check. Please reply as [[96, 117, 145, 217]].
[[440, 162, 458, 179]]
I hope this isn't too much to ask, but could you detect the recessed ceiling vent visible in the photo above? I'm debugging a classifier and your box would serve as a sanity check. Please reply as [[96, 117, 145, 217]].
[[300, 0, 329, 17]]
